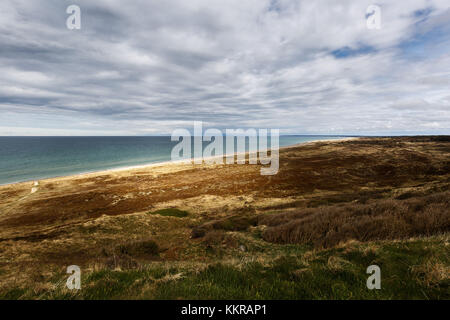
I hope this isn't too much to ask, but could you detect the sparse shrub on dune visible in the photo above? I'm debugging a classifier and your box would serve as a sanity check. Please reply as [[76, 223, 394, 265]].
[[203, 230, 226, 245], [115, 239, 159, 257], [212, 215, 258, 231], [261, 192, 450, 248], [191, 215, 258, 239]]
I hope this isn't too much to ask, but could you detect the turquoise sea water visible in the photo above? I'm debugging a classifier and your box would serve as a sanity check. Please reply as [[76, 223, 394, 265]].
[[0, 136, 348, 185]]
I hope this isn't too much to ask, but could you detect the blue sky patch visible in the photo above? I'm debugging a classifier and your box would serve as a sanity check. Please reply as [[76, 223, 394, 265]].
[[331, 45, 377, 59]]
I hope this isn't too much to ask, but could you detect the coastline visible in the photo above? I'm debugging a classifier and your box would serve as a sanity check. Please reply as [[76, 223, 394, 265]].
[[0, 137, 358, 188]]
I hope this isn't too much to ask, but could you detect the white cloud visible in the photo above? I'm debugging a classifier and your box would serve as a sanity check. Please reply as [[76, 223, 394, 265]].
[[0, 0, 449, 135]]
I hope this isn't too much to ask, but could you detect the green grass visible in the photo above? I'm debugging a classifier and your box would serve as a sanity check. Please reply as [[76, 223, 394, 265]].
[[0, 288, 28, 300], [152, 239, 448, 300], [147, 208, 189, 218], [3, 236, 447, 300]]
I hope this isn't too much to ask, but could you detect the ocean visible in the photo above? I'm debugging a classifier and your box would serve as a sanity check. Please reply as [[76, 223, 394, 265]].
[[0, 136, 348, 185]]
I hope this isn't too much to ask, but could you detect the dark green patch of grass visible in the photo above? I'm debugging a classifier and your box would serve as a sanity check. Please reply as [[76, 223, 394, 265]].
[[82, 270, 146, 299], [0, 288, 27, 300], [36, 267, 177, 300], [153, 259, 365, 300], [147, 208, 189, 218], [153, 238, 449, 300]]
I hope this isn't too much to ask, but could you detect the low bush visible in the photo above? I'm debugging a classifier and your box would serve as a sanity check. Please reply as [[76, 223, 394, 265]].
[[261, 192, 450, 248], [115, 239, 159, 257]]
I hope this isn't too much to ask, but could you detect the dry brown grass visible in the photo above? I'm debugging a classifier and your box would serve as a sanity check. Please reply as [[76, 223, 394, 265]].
[[327, 256, 352, 271], [191, 214, 258, 238], [202, 230, 226, 245], [261, 192, 450, 248], [411, 257, 450, 288], [115, 239, 159, 257]]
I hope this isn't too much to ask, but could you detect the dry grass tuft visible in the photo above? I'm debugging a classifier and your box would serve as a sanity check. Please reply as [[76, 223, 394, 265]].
[[191, 215, 258, 238], [203, 230, 226, 245], [115, 239, 159, 257], [327, 256, 352, 271], [261, 192, 450, 248], [411, 258, 450, 288]]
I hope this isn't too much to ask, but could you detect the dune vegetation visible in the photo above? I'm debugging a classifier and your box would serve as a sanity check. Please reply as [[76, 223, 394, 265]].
[[0, 137, 448, 299]]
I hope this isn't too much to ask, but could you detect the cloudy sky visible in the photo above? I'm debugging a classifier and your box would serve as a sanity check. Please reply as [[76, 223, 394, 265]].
[[0, 0, 449, 136]]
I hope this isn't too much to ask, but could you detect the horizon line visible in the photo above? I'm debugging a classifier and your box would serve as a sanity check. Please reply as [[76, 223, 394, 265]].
[[0, 134, 449, 138]]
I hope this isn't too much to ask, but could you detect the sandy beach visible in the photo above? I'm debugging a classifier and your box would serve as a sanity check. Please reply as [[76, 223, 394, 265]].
[[0, 137, 358, 189]]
